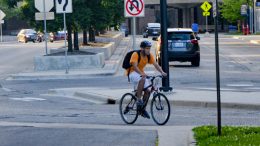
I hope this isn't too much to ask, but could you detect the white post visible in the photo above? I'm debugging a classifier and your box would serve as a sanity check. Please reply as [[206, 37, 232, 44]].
[[43, 0, 48, 55], [132, 17, 136, 50], [64, 13, 69, 74]]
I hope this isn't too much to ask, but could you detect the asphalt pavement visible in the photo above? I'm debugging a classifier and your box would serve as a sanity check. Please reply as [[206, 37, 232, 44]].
[[4, 33, 260, 146]]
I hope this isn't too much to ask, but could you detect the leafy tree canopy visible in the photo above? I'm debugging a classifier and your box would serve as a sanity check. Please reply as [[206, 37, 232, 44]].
[[220, 0, 253, 23]]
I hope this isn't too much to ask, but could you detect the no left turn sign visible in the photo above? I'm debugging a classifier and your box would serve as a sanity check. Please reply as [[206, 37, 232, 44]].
[[124, 0, 145, 17]]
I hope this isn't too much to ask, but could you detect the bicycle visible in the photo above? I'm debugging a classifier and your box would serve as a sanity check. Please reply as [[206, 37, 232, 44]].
[[119, 75, 171, 125]]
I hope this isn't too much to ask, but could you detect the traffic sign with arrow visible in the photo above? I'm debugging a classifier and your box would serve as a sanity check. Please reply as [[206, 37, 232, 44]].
[[124, 0, 144, 17], [0, 10, 6, 20]]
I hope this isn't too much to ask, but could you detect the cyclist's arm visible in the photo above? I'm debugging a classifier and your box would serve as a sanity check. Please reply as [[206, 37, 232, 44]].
[[153, 62, 167, 76]]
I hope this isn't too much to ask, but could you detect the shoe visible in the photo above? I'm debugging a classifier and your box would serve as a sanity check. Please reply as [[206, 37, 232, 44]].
[[141, 110, 150, 119]]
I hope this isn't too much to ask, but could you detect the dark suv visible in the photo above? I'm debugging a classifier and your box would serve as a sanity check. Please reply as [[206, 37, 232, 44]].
[[155, 28, 200, 66], [143, 23, 160, 38]]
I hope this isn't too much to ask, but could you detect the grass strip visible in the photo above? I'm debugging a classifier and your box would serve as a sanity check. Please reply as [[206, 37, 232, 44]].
[[193, 126, 260, 146]]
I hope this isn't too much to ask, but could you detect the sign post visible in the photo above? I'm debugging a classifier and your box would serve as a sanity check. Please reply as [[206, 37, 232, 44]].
[[201, 1, 212, 34], [34, 0, 54, 55], [56, 0, 72, 74], [124, 0, 145, 50], [213, 0, 222, 136], [0, 9, 6, 42]]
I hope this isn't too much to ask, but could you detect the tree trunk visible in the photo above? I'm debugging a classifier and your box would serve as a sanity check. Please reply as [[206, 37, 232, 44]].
[[100, 29, 106, 34], [89, 27, 95, 42], [67, 24, 73, 52], [83, 29, 88, 45], [95, 30, 100, 36], [73, 31, 79, 51]]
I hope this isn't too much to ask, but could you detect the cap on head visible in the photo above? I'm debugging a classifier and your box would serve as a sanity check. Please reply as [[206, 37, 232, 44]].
[[140, 40, 152, 48]]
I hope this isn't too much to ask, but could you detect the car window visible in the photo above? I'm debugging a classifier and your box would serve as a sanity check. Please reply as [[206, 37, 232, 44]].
[[168, 32, 194, 40], [26, 29, 36, 34]]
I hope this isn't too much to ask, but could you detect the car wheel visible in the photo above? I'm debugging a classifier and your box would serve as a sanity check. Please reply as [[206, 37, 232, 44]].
[[191, 55, 200, 67]]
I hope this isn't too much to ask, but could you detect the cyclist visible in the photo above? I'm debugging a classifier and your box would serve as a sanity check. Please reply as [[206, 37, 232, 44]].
[[128, 40, 167, 119]]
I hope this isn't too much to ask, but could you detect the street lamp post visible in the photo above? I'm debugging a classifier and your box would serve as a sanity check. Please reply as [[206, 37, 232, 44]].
[[160, 0, 172, 92]]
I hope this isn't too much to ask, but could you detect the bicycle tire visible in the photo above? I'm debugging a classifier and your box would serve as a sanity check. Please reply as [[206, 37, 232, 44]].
[[150, 93, 171, 125], [119, 93, 138, 124]]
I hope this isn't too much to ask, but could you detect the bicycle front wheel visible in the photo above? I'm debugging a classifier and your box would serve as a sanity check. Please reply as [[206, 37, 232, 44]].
[[150, 93, 171, 125], [119, 93, 138, 124]]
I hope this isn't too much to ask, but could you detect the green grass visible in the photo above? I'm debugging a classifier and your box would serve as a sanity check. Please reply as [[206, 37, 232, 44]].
[[193, 126, 260, 146]]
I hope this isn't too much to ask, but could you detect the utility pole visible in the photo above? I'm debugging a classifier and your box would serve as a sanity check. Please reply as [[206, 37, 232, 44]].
[[160, 0, 172, 92], [214, 0, 221, 136]]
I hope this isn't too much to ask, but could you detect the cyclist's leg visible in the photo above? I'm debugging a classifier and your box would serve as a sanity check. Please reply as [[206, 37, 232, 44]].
[[140, 79, 151, 119], [143, 78, 151, 102], [129, 71, 144, 100]]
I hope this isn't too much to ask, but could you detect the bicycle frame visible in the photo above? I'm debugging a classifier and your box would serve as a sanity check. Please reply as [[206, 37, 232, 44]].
[[134, 75, 163, 111]]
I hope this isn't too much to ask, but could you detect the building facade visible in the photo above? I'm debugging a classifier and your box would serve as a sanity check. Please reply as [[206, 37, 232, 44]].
[[126, 0, 228, 34]]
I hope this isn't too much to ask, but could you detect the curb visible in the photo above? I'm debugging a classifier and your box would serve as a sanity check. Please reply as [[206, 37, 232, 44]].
[[46, 88, 260, 110], [250, 40, 260, 44], [188, 131, 196, 146], [74, 92, 116, 104], [171, 100, 260, 110]]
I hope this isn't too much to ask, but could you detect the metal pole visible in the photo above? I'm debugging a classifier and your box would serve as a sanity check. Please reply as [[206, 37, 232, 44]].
[[214, 0, 221, 136], [64, 13, 69, 74], [132, 17, 136, 50], [43, 0, 48, 55], [0, 23, 2, 42], [254, 0, 257, 34], [247, 0, 250, 33], [206, 16, 208, 33], [253, 0, 255, 33], [160, 0, 172, 92]]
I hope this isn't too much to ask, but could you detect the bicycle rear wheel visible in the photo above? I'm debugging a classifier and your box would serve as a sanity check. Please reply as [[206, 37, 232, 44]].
[[150, 93, 170, 125], [119, 93, 138, 124]]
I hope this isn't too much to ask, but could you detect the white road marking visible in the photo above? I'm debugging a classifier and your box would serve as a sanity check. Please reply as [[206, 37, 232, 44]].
[[10, 97, 46, 101]]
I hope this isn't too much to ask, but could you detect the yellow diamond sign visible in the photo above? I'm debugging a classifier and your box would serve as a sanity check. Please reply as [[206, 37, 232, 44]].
[[201, 1, 212, 12]]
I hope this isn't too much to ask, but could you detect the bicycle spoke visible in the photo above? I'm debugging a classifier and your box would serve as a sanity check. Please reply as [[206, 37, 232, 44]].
[[151, 93, 170, 125], [119, 93, 138, 124]]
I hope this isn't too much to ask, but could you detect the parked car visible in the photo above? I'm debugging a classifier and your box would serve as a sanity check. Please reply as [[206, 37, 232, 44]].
[[17, 29, 37, 43], [154, 28, 200, 66], [143, 23, 161, 38], [49, 31, 67, 42]]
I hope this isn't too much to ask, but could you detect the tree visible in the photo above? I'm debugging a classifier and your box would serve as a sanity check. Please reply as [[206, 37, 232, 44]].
[[0, 0, 21, 18], [3, 0, 125, 49], [88, 0, 124, 41], [220, 0, 253, 24]]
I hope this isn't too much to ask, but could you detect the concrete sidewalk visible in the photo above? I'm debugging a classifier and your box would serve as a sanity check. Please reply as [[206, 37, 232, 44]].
[[231, 35, 260, 44]]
